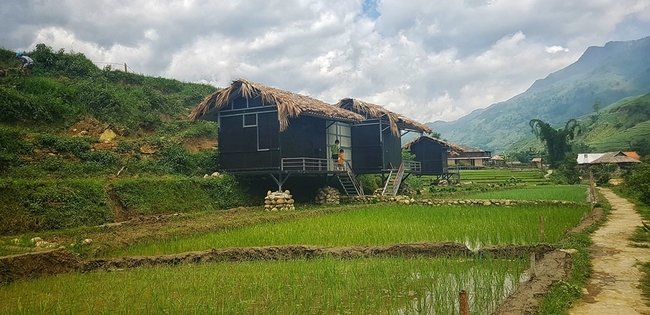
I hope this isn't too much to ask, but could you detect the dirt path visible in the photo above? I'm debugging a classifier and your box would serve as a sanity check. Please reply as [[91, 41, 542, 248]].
[[569, 188, 650, 315]]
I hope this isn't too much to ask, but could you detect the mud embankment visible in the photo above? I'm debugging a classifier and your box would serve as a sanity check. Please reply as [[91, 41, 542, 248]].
[[2, 242, 555, 283]]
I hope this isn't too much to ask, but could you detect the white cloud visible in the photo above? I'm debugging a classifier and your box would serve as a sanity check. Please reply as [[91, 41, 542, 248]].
[[3, 0, 649, 125], [545, 45, 569, 53]]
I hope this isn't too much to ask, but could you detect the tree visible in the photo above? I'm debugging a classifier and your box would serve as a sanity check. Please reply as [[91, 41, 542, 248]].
[[591, 100, 601, 122], [624, 157, 650, 205], [529, 118, 581, 168]]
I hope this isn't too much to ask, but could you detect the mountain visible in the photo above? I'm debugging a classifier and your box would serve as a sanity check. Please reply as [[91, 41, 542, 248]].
[[429, 36, 650, 153], [504, 93, 650, 159]]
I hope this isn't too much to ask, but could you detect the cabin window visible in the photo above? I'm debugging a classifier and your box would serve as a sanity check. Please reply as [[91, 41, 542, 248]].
[[258, 112, 277, 151], [243, 114, 257, 127]]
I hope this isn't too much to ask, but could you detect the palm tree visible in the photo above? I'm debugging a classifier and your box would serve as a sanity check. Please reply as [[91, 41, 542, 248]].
[[529, 118, 581, 168]]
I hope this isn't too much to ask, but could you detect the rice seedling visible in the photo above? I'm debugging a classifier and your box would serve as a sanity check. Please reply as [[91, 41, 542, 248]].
[[0, 256, 528, 315], [462, 185, 588, 203], [459, 169, 547, 184], [105, 203, 589, 257]]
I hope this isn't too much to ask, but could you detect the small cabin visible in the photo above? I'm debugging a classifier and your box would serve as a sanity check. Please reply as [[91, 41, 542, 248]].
[[402, 136, 450, 175], [189, 79, 364, 175], [402, 136, 462, 183], [335, 98, 432, 174]]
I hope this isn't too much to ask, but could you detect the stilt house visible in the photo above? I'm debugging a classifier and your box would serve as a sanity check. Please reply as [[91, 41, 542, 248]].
[[334, 98, 432, 174], [189, 79, 364, 194], [402, 136, 461, 182]]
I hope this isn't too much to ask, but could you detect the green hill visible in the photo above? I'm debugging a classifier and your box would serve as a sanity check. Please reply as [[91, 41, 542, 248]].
[[0, 44, 221, 179], [0, 44, 258, 234], [575, 93, 650, 154]]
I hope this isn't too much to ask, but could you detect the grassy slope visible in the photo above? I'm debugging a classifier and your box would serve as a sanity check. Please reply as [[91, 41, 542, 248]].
[[0, 44, 261, 234], [0, 44, 220, 179]]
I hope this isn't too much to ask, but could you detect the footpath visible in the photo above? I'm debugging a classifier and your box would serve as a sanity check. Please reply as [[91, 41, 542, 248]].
[[569, 188, 650, 315]]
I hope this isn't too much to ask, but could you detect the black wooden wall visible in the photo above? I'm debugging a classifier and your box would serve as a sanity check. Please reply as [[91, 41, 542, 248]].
[[409, 138, 448, 175]]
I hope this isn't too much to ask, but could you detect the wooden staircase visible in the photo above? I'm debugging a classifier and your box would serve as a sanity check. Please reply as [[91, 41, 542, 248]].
[[337, 161, 363, 196], [382, 161, 405, 196]]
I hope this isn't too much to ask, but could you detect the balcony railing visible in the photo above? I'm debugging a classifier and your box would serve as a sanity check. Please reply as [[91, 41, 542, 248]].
[[281, 157, 332, 171], [403, 160, 422, 173]]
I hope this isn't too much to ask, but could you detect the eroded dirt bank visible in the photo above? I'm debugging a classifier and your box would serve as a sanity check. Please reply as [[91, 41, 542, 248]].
[[492, 249, 576, 315], [569, 188, 650, 315], [1, 243, 555, 284]]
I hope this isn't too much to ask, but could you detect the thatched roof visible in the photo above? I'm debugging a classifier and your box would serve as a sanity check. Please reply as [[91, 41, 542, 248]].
[[402, 136, 463, 152], [335, 98, 432, 136], [189, 79, 364, 131], [590, 151, 641, 165]]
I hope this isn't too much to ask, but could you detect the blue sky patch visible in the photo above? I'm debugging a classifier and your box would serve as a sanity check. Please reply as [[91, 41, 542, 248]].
[[362, 0, 380, 19]]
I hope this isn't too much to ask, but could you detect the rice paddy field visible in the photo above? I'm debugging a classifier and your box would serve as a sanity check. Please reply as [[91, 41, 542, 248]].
[[459, 169, 547, 184], [0, 256, 528, 315], [0, 184, 591, 314], [462, 185, 587, 203], [105, 202, 588, 257]]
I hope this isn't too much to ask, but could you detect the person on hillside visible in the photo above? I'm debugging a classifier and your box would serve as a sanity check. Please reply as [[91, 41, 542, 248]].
[[16, 52, 34, 76], [330, 140, 340, 161], [337, 149, 345, 171]]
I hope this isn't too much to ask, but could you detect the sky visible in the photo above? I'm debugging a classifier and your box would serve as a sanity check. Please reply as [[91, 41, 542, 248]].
[[2, 0, 649, 123]]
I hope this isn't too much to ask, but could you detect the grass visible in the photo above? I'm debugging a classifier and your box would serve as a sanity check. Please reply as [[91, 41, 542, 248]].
[[0, 256, 527, 315], [462, 185, 588, 203], [105, 203, 590, 257], [459, 169, 547, 183]]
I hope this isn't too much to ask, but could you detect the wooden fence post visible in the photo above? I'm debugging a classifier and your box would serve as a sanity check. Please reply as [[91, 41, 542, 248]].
[[530, 252, 536, 277], [539, 217, 544, 243], [459, 290, 469, 315]]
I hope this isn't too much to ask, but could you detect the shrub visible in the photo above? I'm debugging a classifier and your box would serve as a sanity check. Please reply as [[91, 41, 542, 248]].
[[158, 143, 195, 175], [80, 150, 121, 166], [591, 164, 617, 186], [358, 174, 382, 195], [624, 157, 650, 205], [0, 179, 112, 234], [54, 137, 92, 156], [116, 140, 139, 154], [111, 176, 250, 215], [551, 157, 581, 185]]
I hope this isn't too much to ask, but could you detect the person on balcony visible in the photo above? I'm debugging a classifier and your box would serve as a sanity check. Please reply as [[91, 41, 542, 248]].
[[330, 140, 340, 161], [337, 149, 345, 171]]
